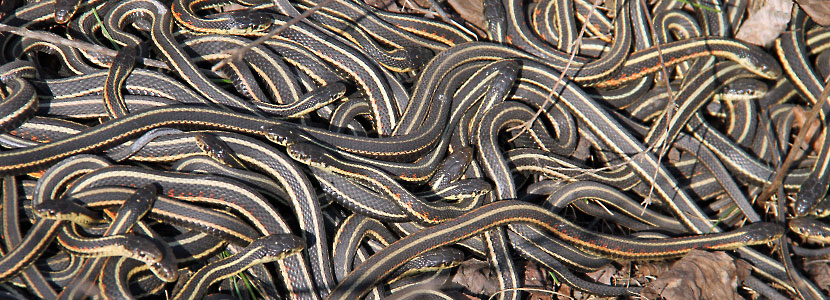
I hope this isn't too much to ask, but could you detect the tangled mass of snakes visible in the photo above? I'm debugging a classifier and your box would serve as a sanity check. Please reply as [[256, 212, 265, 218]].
[[1, 0, 830, 298]]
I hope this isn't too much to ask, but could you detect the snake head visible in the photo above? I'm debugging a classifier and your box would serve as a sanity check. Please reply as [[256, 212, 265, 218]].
[[285, 142, 315, 164], [54, 0, 81, 24], [311, 82, 348, 101], [32, 202, 60, 219], [264, 125, 303, 146], [33, 199, 102, 225], [121, 236, 179, 282], [150, 261, 179, 282], [734, 47, 782, 80], [794, 176, 824, 216], [222, 11, 274, 35], [789, 218, 813, 235], [720, 79, 768, 101], [121, 235, 164, 263], [789, 218, 830, 245], [120, 183, 159, 219], [738, 222, 784, 245], [254, 234, 305, 259], [54, 10, 71, 24], [811, 202, 830, 218], [286, 142, 333, 170]]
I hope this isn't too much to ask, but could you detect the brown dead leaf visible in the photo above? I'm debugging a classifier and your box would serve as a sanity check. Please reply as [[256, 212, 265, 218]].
[[366, 0, 399, 11], [641, 250, 750, 300], [804, 257, 830, 293], [524, 260, 546, 287], [451, 259, 500, 298], [585, 264, 619, 286], [555, 285, 573, 300], [523, 261, 555, 300], [637, 262, 671, 279], [572, 264, 623, 299], [736, 0, 793, 47], [447, 0, 485, 30], [791, 105, 827, 153], [407, 0, 432, 12], [797, 0, 830, 26]]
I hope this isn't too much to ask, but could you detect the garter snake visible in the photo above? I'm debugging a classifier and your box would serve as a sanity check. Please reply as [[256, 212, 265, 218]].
[[103, 45, 138, 119], [266, 59, 520, 182], [194, 132, 248, 169], [57, 183, 175, 300], [171, 0, 275, 35], [331, 214, 463, 286], [790, 218, 830, 245], [67, 186, 261, 245], [98, 222, 194, 299], [171, 234, 305, 300], [41, 212, 169, 277], [0, 0, 817, 297], [104, 0, 266, 115], [54, 0, 82, 23], [99, 229, 225, 299], [287, 141, 480, 225], [106, 131, 335, 298], [327, 201, 784, 300], [540, 181, 686, 233], [0, 155, 111, 283], [181, 34, 304, 104], [1, 176, 58, 299], [0, 62, 38, 136], [775, 14, 830, 216]]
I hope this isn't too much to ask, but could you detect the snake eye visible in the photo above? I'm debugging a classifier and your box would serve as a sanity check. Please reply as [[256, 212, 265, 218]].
[[34, 205, 55, 217], [55, 11, 69, 23]]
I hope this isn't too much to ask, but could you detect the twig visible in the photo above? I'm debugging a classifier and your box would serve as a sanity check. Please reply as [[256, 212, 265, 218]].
[[503, 0, 670, 200], [423, 0, 452, 23], [638, 0, 675, 209], [0, 23, 169, 69], [212, 0, 335, 72], [757, 78, 830, 204], [507, 0, 603, 139], [509, 0, 675, 211]]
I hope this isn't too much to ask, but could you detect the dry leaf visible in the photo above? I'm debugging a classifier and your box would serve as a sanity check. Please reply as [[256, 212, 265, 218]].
[[637, 262, 671, 279], [451, 259, 500, 298], [447, 0, 485, 30], [641, 250, 750, 300], [792, 105, 827, 153], [797, 0, 830, 25], [805, 257, 830, 293], [585, 264, 619, 286], [524, 261, 555, 300], [556, 284, 574, 300], [736, 0, 793, 47]]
